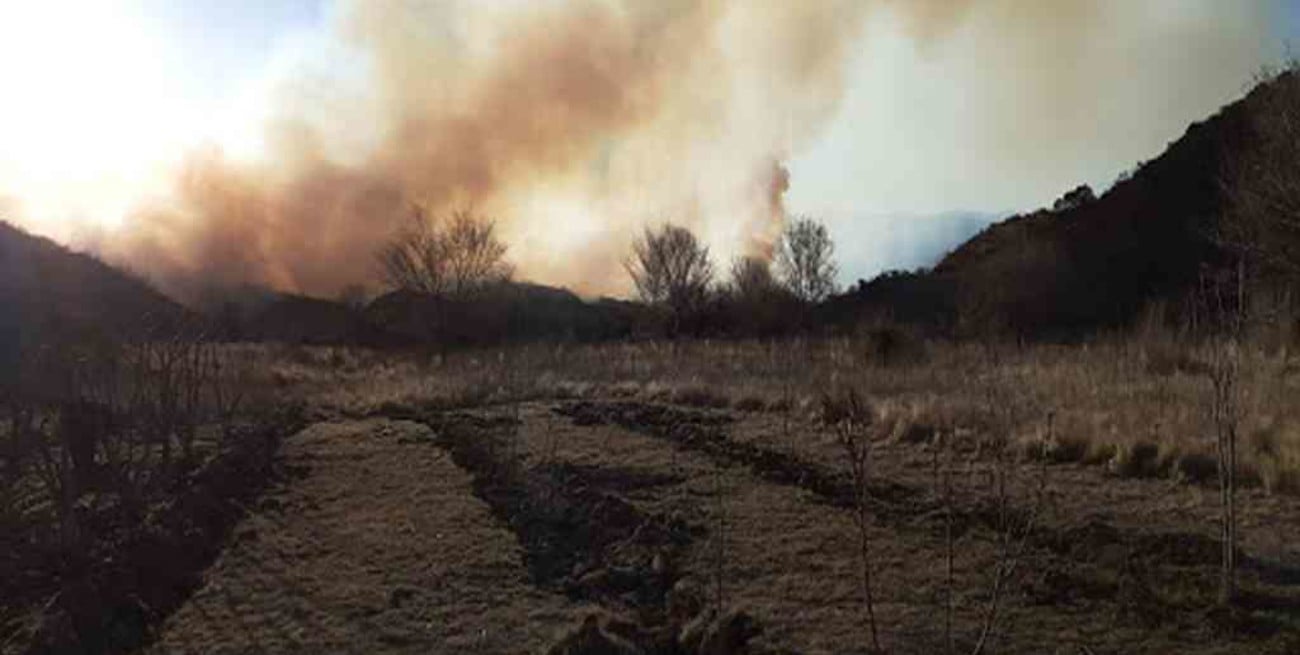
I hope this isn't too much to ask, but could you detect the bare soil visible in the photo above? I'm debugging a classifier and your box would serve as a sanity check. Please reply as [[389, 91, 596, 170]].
[[146, 399, 1300, 654]]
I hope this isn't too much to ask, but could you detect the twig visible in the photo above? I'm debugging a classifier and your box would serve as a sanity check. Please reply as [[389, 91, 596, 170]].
[[824, 388, 881, 653]]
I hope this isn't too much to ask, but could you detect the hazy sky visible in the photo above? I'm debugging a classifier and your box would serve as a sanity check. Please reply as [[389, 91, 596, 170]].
[[0, 1, 1296, 292]]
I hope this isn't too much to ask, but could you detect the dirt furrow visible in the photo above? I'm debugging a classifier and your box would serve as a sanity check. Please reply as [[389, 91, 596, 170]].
[[148, 419, 584, 655], [145, 401, 1300, 655], [489, 402, 1064, 654], [550, 399, 1300, 653], [417, 412, 697, 612]]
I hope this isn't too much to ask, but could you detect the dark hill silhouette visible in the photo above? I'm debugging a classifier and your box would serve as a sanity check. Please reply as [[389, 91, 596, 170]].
[[242, 293, 378, 344], [0, 221, 192, 346], [364, 282, 639, 346], [0, 220, 638, 346], [836, 70, 1298, 337]]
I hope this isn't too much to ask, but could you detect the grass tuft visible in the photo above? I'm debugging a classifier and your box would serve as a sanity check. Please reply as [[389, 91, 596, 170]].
[[1108, 441, 1161, 478]]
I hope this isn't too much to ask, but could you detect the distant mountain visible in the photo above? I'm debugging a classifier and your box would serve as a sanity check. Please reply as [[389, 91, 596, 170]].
[[835, 70, 1298, 337], [0, 221, 192, 345]]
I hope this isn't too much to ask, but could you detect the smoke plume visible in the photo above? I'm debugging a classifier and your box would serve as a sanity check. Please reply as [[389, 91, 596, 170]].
[[105, 0, 1277, 301], [114, 0, 867, 301]]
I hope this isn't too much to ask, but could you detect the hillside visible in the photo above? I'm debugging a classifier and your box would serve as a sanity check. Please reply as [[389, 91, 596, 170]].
[[841, 70, 1298, 337], [363, 282, 639, 346], [0, 221, 193, 343], [188, 280, 642, 346]]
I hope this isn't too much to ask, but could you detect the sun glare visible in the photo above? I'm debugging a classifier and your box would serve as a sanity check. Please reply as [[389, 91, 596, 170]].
[[0, 1, 191, 238]]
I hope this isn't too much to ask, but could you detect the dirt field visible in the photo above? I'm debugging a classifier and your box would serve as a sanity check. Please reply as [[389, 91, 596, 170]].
[[147, 419, 585, 654], [145, 387, 1300, 654]]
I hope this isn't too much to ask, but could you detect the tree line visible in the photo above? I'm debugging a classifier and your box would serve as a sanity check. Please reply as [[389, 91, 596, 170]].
[[624, 217, 838, 334], [374, 208, 841, 338]]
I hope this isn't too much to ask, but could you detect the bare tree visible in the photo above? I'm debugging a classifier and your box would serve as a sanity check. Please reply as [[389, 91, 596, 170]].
[[441, 211, 513, 296], [1198, 261, 1246, 606], [377, 207, 445, 294], [729, 255, 779, 301], [626, 223, 714, 324], [776, 216, 839, 303], [1219, 64, 1300, 280], [1209, 337, 1241, 605], [376, 207, 513, 297], [727, 255, 795, 335]]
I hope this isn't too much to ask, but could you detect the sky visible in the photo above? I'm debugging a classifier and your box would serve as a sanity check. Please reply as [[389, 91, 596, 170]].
[[0, 1, 1296, 296]]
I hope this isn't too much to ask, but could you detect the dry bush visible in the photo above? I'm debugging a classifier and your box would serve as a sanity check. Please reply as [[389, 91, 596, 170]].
[[1250, 418, 1300, 494], [0, 331, 285, 652], [821, 387, 882, 653], [1174, 451, 1220, 485], [1106, 441, 1162, 478], [860, 322, 928, 367]]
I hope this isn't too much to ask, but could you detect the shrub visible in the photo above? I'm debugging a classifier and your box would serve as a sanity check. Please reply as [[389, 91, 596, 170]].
[[1082, 441, 1119, 467], [1108, 441, 1161, 478], [861, 324, 926, 367], [1257, 451, 1300, 495], [0, 331, 273, 653], [1174, 452, 1219, 485], [1038, 433, 1090, 464]]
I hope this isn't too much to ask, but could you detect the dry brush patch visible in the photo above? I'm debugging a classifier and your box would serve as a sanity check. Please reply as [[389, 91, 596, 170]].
[[0, 335, 301, 655]]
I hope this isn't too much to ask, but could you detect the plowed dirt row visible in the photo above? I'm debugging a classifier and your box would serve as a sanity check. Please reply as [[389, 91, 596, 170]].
[[493, 402, 950, 654], [147, 402, 1300, 654], [531, 400, 1300, 654], [148, 420, 585, 654]]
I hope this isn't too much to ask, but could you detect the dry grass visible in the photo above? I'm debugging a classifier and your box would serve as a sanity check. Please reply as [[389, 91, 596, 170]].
[[255, 334, 1300, 494]]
